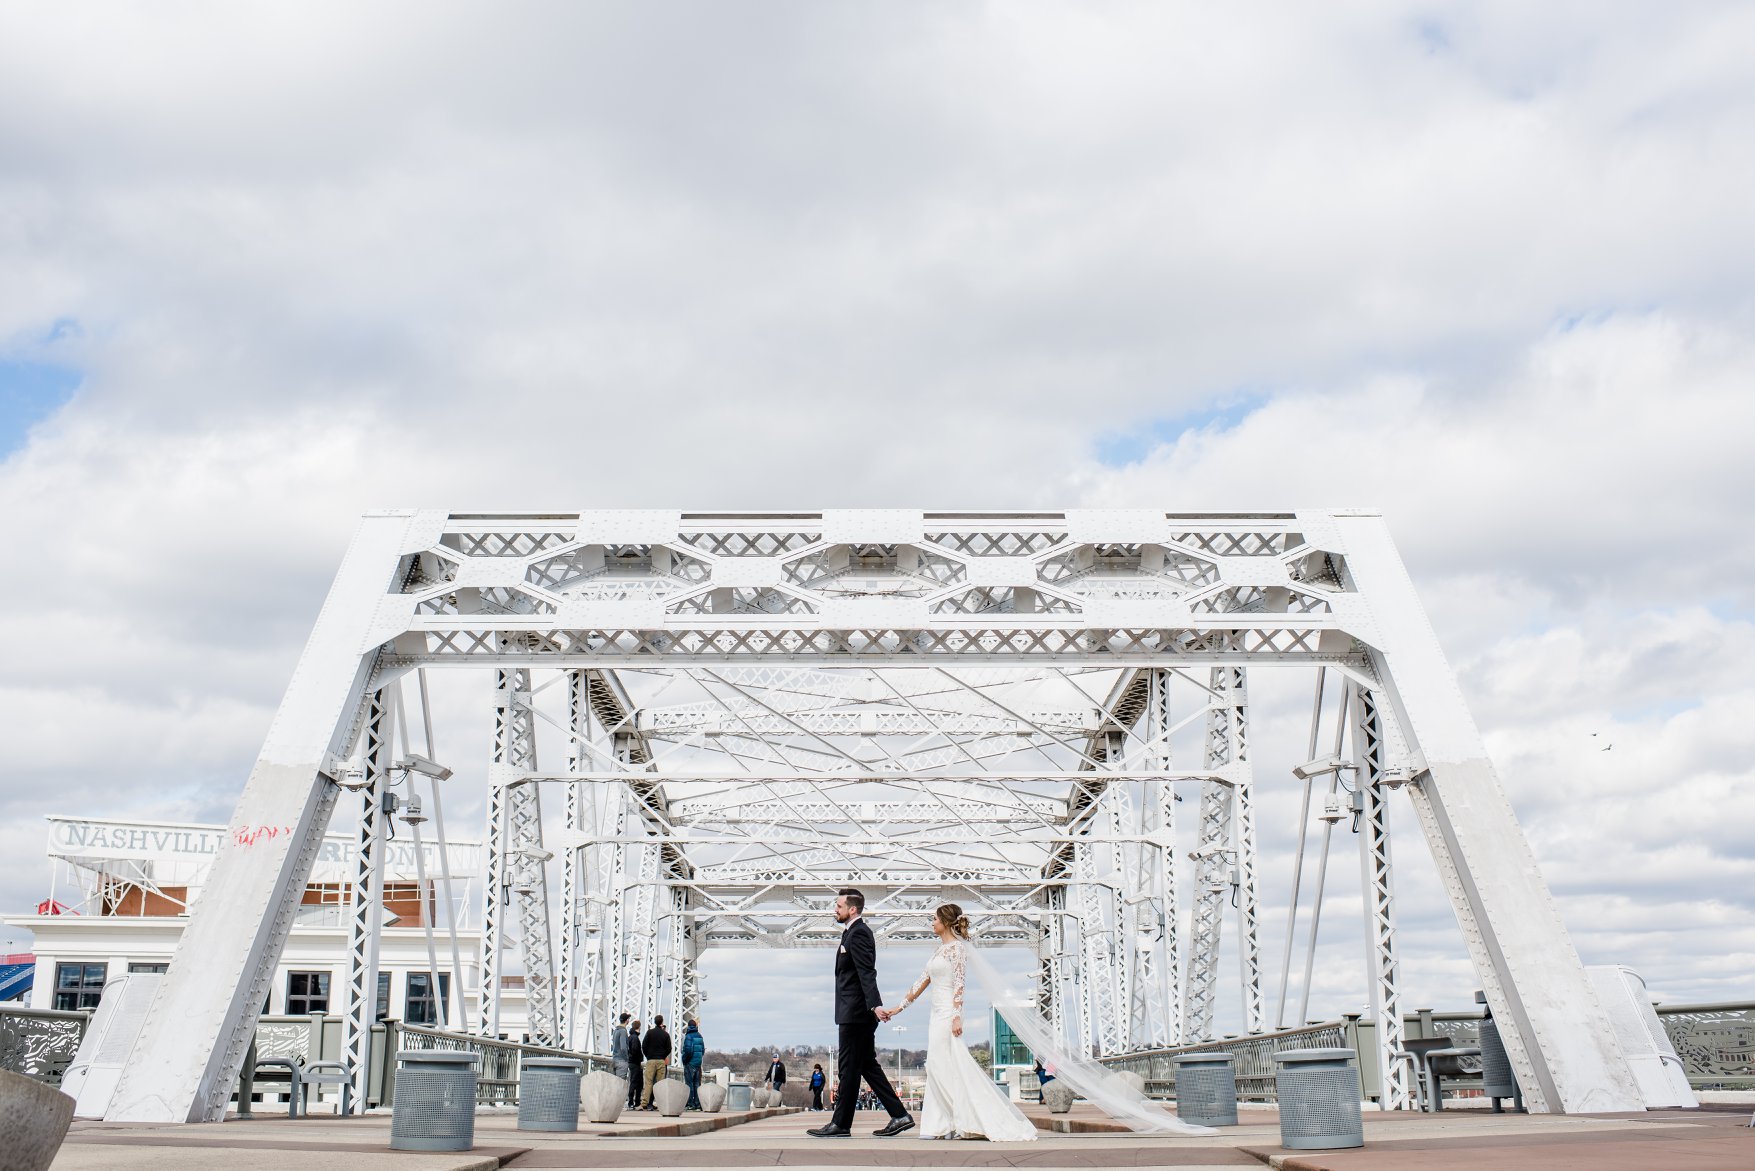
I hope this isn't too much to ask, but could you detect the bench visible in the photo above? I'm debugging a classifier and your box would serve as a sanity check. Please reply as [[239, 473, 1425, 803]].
[[1390, 1036, 1481, 1112], [238, 1042, 353, 1118]]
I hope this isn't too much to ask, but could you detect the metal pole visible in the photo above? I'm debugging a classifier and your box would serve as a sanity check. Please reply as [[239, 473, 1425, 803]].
[[419, 668, 467, 1031], [1276, 668, 1326, 1028], [1297, 679, 1351, 1025], [398, 679, 445, 1029]]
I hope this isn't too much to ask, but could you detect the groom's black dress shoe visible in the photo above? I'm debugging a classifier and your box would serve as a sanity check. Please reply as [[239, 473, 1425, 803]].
[[874, 1114, 916, 1137], [806, 1124, 852, 1138]]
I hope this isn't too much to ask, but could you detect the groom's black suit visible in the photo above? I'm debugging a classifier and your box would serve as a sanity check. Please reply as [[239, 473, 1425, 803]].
[[831, 915, 906, 1127]]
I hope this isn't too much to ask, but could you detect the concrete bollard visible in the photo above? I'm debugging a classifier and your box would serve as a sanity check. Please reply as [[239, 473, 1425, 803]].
[[580, 1070, 628, 1123], [1043, 1082, 1076, 1113], [654, 1079, 689, 1117], [699, 1082, 726, 1112], [0, 1069, 75, 1171]]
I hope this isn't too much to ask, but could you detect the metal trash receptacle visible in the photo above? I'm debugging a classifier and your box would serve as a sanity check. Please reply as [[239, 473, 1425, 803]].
[[391, 1050, 478, 1152], [1272, 1048, 1363, 1151], [1171, 1052, 1238, 1126], [518, 1057, 583, 1132], [1479, 1018, 1517, 1102], [727, 1081, 752, 1111]]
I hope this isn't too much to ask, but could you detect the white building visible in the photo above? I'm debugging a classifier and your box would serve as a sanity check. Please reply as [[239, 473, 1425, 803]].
[[6, 815, 531, 1037]]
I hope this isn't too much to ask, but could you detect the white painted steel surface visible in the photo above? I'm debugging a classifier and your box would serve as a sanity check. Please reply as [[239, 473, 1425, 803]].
[[102, 509, 1642, 1120]]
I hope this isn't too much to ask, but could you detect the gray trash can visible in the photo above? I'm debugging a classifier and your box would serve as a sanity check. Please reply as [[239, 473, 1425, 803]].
[[1272, 1048, 1363, 1151], [1171, 1052, 1238, 1126], [727, 1081, 752, 1111], [518, 1057, 583, 1132], [1479, 1018, 1520, 1105], [391, 1050, 478, 1152]]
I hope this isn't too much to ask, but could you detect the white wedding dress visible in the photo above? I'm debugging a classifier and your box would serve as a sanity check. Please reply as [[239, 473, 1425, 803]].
[[905, 940, 1038, 1142]]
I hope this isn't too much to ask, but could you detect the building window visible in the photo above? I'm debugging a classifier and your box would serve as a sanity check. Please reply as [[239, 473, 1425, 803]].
[[54, 962, 107, 1010], [128, 962, 169, 974], [405, 972, 450, 1026], [287, 971, 330, 1015], [377, 972, 391, 1021]]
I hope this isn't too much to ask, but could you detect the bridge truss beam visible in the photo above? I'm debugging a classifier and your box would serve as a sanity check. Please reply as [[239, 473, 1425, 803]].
[[106, 509, 1643, 1123]]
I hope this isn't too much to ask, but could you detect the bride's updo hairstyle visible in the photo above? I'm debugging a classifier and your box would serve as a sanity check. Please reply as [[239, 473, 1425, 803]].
[[935, 903, 972, 939]]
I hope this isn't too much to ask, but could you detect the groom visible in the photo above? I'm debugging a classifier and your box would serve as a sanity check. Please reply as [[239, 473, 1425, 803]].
[[806, 888, 914, 1138]]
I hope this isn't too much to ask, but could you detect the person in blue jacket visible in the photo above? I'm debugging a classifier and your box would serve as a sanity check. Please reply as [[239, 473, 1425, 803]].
[[681, 1018, 707, 1110], [809, 1063, 827, 1110]]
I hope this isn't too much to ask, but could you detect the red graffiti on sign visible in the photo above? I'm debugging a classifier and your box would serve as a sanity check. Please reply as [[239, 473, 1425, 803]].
[[232, 825, 295, 847]]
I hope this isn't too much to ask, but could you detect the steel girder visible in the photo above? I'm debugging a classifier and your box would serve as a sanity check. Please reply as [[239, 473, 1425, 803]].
[[1125, 669, 1180, 1049], [109, 510, 1645, 1123], [1183, 667, 1254, 1041], [342, 689, 393, 1110], [1037, 885, 1070, 1042], [1352, 684, 1411, 1110], [558, 671, 589, 1049], [482, 670, 560, 1046], [1072, 812, 1127, 1056]]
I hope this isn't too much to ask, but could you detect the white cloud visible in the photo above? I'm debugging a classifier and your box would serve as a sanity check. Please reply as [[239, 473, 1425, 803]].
[[2, 3, 1753, 1042]]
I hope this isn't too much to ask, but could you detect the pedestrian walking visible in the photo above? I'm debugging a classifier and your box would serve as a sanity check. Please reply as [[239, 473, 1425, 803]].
[[626, 1020, 645, 1108], [641, 1014, 673, 1109], [766, 1052, 787, 1098], [809, 1063, 826, 1110], [682, 1018, 706, 1110]]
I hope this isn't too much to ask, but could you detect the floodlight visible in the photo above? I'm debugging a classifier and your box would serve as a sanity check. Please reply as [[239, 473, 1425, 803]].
[[516, 842, 555, 863], [1292, 753, 1345, 781], [398, 754, 453, 781]]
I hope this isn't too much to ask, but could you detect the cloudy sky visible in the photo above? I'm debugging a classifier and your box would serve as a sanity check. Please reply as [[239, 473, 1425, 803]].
[[3, 3, 1752, 1048]]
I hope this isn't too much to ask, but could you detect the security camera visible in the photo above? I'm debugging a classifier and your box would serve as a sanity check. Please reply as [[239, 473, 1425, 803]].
[[331, 764, 370, 791]]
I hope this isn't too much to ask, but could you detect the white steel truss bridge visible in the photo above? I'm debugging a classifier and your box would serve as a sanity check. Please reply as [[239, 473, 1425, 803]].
[[101, 509, 1646, 1123]]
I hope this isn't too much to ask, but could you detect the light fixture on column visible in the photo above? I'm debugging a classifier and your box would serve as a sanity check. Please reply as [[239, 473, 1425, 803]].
[[396, 754, 453, 781]]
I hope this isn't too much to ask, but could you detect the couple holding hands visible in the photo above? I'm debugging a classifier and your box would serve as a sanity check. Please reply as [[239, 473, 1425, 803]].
[[807, 888, 1211, 1143]]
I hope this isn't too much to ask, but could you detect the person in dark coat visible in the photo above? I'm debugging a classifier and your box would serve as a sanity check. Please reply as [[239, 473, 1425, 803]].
[[641, 1015, 673, 1109], [806, 888, 912, 1138], [681, 1019, 706, 1110], [766, 1053, 787, 1094], [626, 1020, 645, 1107]]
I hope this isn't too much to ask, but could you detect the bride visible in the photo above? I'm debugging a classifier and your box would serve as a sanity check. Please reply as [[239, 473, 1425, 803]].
[[881, 903, 1038, 1141], [883, 903, 1216, 1141]]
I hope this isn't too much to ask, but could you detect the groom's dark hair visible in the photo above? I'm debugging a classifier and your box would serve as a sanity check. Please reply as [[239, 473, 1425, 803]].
[[837, 887, 865, 912]]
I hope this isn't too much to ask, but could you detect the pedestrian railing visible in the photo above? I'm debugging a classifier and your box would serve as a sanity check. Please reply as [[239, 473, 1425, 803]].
[[1101, 1020, 1349, 1101], [0, 1006, 88, 1085], [1097, 1000, 1755, 1102], [383, 1021, 612, 1107]]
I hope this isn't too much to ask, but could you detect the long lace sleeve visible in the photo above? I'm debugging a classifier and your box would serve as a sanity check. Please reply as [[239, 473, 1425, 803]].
[[893, 968, 930, 1016], [906, 970, 931, 1002], [950, 942, 965, 1015]]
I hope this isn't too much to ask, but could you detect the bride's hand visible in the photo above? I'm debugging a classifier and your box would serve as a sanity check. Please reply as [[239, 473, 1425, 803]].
[[951, 1014, 963, 1037]]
